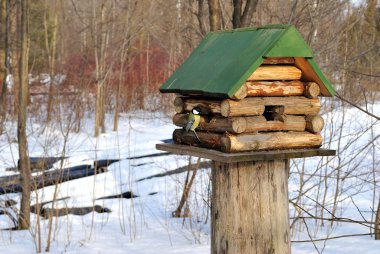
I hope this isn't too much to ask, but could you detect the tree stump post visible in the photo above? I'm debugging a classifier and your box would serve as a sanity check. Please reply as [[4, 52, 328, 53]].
[[211, 160, 290, 254], [156, 143, 335, 254]]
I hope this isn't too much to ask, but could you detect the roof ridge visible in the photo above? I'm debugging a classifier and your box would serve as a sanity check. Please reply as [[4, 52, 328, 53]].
[[209, 24, 292, 34]]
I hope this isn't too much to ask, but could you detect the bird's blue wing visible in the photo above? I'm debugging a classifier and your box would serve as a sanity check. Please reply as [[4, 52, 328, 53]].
[[185, 119, 194, 132]]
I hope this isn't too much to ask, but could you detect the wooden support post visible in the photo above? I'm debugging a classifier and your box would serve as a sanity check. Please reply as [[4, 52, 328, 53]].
[[156, 144, 335, 254], [211, 160, 290, 254]]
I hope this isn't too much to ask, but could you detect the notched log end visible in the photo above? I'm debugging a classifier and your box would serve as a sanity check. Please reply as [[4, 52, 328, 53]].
[[232, 84, 248, 100], [220, 100, 231, 117]]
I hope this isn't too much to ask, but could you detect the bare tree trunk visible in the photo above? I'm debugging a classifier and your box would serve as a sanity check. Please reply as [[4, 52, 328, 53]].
[[208, 0, 221, 31], [45, 0, 58, 122], [232, 0, 259, 28], [18, 0, 30, 230], [375, 196, 380, 240], [10, 0, 19, 118], [0, 0, 11, 129], [113, 44, 127, 131], [196, 0, 207, 36], [93, 0, 109, 137]]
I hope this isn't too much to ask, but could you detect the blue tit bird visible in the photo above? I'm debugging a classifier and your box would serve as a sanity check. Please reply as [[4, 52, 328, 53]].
[[186, 107, 201, 142]]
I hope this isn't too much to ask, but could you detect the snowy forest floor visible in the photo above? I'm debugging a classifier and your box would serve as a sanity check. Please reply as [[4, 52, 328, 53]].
[[0, 106, 379, 253]]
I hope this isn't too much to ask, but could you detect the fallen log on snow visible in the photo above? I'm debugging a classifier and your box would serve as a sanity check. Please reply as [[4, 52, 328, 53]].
[[19, 157, 65, 172], [30, 198, 111, 219], [0, 164, 104, 195], [40, 205, 111, 219], [97, 191, 139, 200]]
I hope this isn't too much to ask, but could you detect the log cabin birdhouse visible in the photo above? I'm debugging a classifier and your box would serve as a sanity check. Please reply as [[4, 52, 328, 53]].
[[157, 24, 336, 254], [160, 24, 335, 153]]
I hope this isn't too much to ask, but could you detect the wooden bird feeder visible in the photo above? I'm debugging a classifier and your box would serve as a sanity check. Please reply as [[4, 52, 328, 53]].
[[157, 24, 336, 254]]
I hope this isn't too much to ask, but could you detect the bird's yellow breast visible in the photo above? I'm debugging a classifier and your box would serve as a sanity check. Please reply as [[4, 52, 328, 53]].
[[191, 115, 201, 131]]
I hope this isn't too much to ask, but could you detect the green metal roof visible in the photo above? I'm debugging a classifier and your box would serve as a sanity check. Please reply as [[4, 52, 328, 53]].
[[160, 24, 335, 98]]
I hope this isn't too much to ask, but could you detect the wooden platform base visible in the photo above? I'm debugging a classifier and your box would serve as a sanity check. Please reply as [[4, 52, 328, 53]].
[[156, 143, 335, 163]]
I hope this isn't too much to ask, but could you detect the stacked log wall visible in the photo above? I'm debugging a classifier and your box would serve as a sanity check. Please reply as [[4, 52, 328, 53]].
[[171, 57, 325, 153]]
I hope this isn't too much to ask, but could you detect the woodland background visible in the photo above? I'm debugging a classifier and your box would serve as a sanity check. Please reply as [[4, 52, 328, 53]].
[[0, 0, 379, 253], [0, 0, 379, 126]]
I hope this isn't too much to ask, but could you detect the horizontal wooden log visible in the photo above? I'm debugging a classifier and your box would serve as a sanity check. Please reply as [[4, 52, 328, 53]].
[[221, 99, 265, 117], [245, 115, 306, 132], [262, 97, 320, 115], [221, 132, 322, 152], [173, 97, 222, 114], [221, 96, 320, 117], [262, 57, 295, 65], [173, 129, 222, 150], [304, 82, 320, 98], [246, 81, 304, 97], [247, 66, 302, 81], [173, 113, 323, 134], [173, 114, 246, 134]]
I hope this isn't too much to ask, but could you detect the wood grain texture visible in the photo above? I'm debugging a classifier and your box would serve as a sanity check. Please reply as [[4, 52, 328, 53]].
[[173, 114, 246, 134], [303, 82, 321, 98], [245, 115, 306, 132], [211, 160, 290, 254], [173, 129, 222, 150], [221, 98, 265, 117], [247, 66, 302, 81], [221, 131, 322, 152], [305, 115, 324, 133], [221, 96, 320, 117], [174, 97, 222, 114], [262, 57, 295, 64], [156, 143, 336, 163], [246, 81, 304, 97], [232, 83, 248, 99], [294, 57, 329, 96]]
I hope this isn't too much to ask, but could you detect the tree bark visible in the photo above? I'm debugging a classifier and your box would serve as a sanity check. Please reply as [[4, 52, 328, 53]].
[[232, 83, 248, 99], [0, 0, 11, 127], [208, 0, 221, 31], [212, 160, 290, 254], [18, 0, 31, 230], [173, 114, 324, 134], [375, 196, 380, 240], [232, 0, 259, 28], [93, 1, 109, 137], [173, 114, 246, 134], [246, 81, 305, 97], [245, 115, 306, 132], [262, 57, 295, 65], [221, 98, 265, 117], [248, 66, 302, 81], [221, 96, 320, 117], [221, 131, 322, 152], [45, 0, 58, 122], [174, 97, 222, 114], [173, 129, 222, 149]]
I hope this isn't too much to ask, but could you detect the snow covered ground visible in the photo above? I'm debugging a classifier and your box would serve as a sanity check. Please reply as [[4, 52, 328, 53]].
[[0, 105, 379, 253]]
